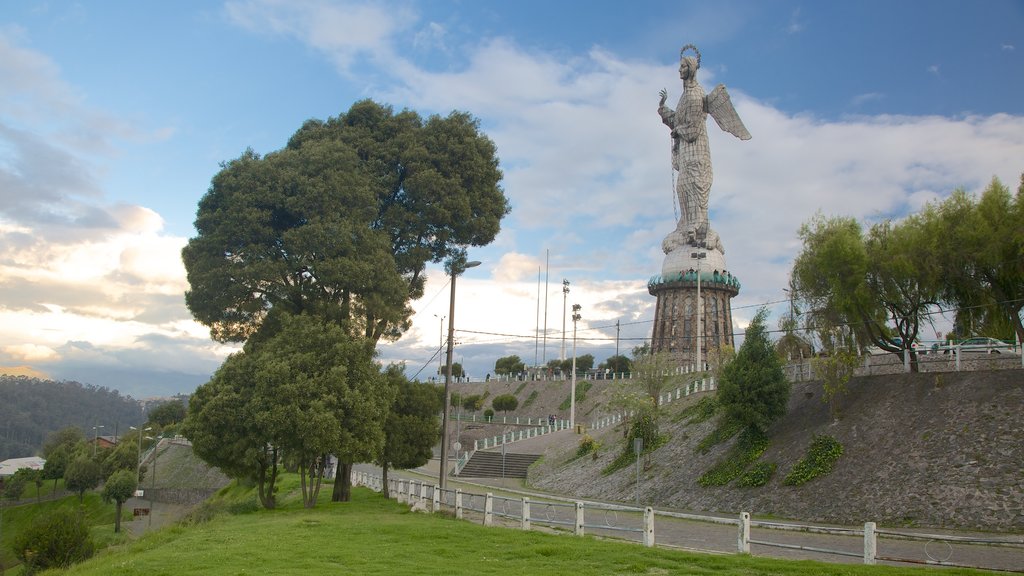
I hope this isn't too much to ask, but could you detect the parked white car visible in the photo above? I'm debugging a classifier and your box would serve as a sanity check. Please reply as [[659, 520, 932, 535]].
[[943, 337, 1015, 354]]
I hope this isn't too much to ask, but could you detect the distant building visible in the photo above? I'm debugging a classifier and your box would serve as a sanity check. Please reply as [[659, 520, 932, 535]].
[[0, 456, 46, 477], [92, 435, 119, 450]]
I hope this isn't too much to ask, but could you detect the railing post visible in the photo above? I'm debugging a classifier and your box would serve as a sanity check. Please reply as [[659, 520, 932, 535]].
[[863, 522, 877, 564], [419, 482, 428, 504], [455, 489, 464, 519], [574, 502, 585, 536], [397, 479, 405, 503], [521, 497, 531, 531], [643, 506, 655, 547], [433, 485, 441, 512], [484, 493, 494, 526], [738, 512, 750, 553]]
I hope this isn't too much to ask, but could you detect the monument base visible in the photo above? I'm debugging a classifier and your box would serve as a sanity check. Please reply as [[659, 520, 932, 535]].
[[648, 250, 740, 368]]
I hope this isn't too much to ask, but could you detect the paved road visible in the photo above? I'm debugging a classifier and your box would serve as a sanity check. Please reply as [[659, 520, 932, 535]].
[[359, 432, 1024, 573]]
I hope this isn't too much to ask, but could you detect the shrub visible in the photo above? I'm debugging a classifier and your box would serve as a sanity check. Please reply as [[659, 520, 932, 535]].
[[784, 435, 843, 486], [576, 435, 599, 458], [737, 461, 777, 488], [698, 429, 769, 487], [483, 408, 494, 421], [12, 509, 95, 574]]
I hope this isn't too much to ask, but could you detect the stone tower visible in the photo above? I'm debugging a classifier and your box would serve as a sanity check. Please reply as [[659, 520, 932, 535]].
[[649, 44, 749, 366]]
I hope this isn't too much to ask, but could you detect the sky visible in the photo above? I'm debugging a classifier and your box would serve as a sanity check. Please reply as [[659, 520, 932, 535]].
[[1, 1, 1022, 398]]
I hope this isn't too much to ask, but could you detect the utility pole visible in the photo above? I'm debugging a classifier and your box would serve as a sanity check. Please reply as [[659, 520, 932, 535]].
[[570, 304, 581, 428]]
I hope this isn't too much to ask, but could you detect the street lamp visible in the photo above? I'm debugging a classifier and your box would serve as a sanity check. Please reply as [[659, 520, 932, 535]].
[[433, 314, 446, 380], [561, 280, 570, 361], [92, 424, 105, 456], [691, 247, 707, 372], [570, 303, 582, 428], [129, 426, 152, 482], [439, 257, 481, 491]]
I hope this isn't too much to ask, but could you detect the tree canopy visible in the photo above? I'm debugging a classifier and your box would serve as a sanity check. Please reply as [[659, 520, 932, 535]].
[[791, 175, 1024, 363], [494, 355, 525, 375], [101, 469, 137, 533], [183, 99, 508, 345], [491, 394, 519, 413], [717, 308, 790, 434], [377, 365, 440, 497], [183, 314, 388, 508]]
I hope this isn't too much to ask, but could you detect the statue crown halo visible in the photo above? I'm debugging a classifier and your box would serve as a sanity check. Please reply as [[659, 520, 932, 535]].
[[680, 44, 701, 69]]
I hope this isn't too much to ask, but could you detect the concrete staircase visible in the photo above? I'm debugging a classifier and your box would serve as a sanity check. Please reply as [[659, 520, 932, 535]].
[[456, 451, 541, 478]]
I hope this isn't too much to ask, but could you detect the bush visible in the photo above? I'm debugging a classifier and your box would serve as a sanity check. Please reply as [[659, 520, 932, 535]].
[[483, 408, 494, 421], [784, 435, 843, 486], [737, 461, 777, 488], [698, 429, 769, 487], [576, 435, 599, 458], [12, 509, 95, 574]]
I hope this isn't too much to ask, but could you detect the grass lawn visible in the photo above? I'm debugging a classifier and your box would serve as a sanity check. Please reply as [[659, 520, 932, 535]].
[[55, 484, 994, 576]]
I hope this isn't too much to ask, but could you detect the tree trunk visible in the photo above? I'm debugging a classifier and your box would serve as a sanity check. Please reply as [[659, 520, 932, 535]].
[[114, 501, 122, 533], [331, 462, 353, 502], [382, 462, 390, 499]]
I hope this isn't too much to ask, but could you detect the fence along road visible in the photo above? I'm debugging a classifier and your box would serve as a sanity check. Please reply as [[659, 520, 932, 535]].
[[354, 466, 1024, 573]]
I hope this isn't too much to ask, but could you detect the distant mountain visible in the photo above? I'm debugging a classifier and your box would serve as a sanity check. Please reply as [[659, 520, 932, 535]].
[[0, 375, 146, 460]]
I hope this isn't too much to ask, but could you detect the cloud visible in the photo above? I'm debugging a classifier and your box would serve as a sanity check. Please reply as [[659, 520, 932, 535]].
[[927, 64, 940, 76], [851, 92, 884, 107], [223, 0, 416, 73], [1002, 43, 1015, 51], [787, 7, 805, 34]]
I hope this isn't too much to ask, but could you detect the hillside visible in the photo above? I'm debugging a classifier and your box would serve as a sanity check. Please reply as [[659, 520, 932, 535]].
[[451, 369, 1023, 531], [0, 375, 145, 459]]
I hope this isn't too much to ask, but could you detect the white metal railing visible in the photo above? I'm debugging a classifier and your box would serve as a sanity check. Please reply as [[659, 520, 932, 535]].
[[352, 470, 1023, 571], [588, 377, 717, 431]]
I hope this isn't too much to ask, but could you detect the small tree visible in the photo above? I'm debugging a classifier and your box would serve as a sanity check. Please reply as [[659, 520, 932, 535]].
[[378, 366, 440, 498], [494, 355, 525, 375], [491, 394, 519, 414], [3, 469, 28, 500], [461, 394, 484, 412], [12, 509, 95, 574], [601, 354, 632, 374], [717, 308, 790, 434], [64, 456, 102, 502], [101, 469, 138, 533], [148, 400, 186, 427], [43, 444, 70, 490]]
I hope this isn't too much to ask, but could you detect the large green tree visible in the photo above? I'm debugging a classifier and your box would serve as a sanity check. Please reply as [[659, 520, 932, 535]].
[[491, 394, 519, 413], [182, 100, 508, 345], [377, 366, 441, 498], [717, 308, 790, 434], [790, 213, 939, 370], [184, 314, 388, 508], [928, 176, 1024, 343]]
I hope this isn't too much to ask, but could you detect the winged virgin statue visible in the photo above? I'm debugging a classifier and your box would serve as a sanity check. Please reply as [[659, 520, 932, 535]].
[[658, 44, 750, 254]]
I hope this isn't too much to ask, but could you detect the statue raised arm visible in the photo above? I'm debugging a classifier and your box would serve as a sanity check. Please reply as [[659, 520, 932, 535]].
[[658, 44, 750, 251]]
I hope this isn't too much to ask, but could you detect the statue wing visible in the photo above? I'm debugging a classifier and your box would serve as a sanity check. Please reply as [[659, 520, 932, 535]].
[[706, 84, 751, 140]]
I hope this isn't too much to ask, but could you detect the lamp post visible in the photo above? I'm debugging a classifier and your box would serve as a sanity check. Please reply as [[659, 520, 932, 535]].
[[433, 314, 446, 380], [691, 248, 707, 372], [92, 424, 104, 457], [561, 280, 569, 361], [129, 426, 152, 482], [439, 257, 481, 491], [570, 304, 581, 428]]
